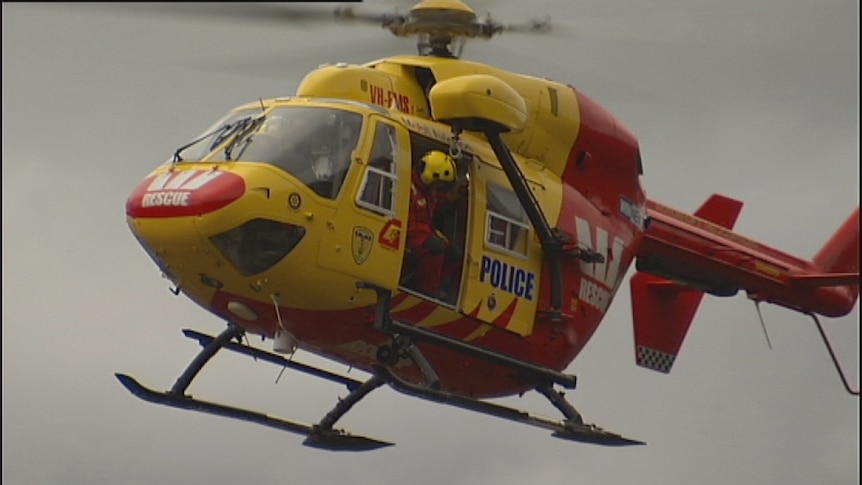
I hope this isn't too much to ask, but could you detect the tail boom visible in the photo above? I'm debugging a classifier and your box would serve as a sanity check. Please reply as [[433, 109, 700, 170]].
[[637, 201, 859, 318]]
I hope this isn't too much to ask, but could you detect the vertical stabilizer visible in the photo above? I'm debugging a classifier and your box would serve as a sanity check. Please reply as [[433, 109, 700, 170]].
[[632, 194, 743, 373], [814, 208, 859, 275]]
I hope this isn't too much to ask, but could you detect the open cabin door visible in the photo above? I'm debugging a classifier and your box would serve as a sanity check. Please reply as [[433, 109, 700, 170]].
[[317, 116, 411, 289], [460, 159, 543, 336], [397, 135, 471, 306]]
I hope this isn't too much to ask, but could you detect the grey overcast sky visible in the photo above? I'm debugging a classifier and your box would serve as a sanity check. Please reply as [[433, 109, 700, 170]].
[[3, 2, 858, 484]]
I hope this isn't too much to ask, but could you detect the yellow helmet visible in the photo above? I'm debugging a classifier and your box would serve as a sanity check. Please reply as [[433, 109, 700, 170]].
[[419, 150, 456, 185]]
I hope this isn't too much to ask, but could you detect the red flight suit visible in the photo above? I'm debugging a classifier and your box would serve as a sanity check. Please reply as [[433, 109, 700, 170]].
[[406, 173, 448, 296]]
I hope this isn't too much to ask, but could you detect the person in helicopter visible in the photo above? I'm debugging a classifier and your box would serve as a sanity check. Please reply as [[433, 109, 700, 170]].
[[406, 149, 466, 300], [249, 109, 360, 199], [305, 112, 361, 198]]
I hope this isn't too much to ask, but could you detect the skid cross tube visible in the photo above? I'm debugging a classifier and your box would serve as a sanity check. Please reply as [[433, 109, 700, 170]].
[[357, 279, 575, 389], [182, 329, 363, 390], [386, 319, 578, 389]]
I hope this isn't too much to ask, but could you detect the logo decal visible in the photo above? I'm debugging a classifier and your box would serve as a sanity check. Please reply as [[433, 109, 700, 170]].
[[378, 219, 402, 250], [574, 217, 627, 312], [141, 171, 223, 208], [126, 169, 245, 218], [352, 226, 374, 265], [288, 192, 302, 210]]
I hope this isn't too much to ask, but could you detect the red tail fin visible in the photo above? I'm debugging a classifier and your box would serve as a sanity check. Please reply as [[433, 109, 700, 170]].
[[784, 208, 860, 312], [814, 207, 859, 275], [631, 195, 743, 373], [690, 194, 744, 230]]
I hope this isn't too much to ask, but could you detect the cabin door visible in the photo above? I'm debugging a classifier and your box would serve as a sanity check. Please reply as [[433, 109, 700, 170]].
[[460, 159, 542, 336], [317, 117, 411, 289]]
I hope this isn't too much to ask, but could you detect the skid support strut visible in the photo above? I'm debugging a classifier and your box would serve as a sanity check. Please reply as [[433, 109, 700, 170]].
[[116, 324, 393, 451], [536, 384, 583, 425], [304, 375, 387, 449], [170, 324, 244, 396], [357, 281, 642, 446], [360, 282, 442, 389]]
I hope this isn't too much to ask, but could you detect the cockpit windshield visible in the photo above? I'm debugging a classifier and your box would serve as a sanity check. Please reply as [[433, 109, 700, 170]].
[[174, 109, 260, 163], [175, 106, 363, 200]]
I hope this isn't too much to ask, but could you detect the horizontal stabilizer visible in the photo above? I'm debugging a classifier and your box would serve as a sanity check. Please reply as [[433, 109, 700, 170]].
[[690, 194, 744, 229]]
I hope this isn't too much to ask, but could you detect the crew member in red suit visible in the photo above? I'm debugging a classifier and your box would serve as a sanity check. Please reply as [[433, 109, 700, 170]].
[[407, 150, 462, 298]]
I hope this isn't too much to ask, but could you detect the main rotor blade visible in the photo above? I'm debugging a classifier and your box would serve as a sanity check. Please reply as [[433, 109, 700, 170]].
[[81, 2, 391, 28], [497, 17, 552, 34]]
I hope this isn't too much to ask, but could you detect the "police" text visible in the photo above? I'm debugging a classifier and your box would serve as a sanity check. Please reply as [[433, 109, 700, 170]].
[[480, 255, 536, 300]]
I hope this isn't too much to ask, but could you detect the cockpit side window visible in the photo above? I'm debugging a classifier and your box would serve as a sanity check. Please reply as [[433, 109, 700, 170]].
[[356, 121, 398, 216], [485, 182, 530, 258]]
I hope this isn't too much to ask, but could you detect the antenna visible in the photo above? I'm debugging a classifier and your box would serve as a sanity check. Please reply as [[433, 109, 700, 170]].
[[753, 301, 773, 350]]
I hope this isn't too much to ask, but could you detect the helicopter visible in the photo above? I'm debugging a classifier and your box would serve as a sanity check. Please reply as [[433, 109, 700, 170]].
[[117, 0, 859, 451]]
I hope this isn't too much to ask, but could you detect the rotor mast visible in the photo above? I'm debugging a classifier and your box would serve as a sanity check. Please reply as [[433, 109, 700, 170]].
[[334, 0, 550, 59], [400, 0, 479, 58]]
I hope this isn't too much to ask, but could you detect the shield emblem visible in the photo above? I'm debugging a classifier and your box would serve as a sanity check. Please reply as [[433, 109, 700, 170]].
[[351, 227, 374, 265]]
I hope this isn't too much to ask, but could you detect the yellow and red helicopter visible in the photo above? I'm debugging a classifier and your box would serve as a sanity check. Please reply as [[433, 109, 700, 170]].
[[118, 0, 859, 450]]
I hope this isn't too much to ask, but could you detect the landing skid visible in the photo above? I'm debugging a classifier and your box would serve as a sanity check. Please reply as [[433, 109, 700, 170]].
[[118, 303, 643, 449], [375, 366, 642, 446], [116, 325, 392, 451], [116, 374, 391, 451]]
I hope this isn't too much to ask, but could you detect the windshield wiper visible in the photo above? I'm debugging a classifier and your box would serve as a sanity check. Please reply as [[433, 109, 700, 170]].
[[224, 114, 266, 161], [172, 116, 254, 163]]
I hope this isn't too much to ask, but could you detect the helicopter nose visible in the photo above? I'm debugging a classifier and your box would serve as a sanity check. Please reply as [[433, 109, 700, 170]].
[[126, 168, 245, 218]]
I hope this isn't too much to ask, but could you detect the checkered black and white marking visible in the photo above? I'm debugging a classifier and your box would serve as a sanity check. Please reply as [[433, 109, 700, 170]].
[[636, 346, 676, 374]]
